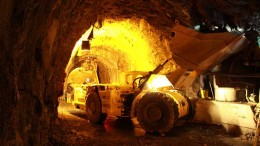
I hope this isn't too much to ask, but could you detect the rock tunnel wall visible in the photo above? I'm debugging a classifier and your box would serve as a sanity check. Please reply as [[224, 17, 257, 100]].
[[0, 1, 98, 145], [65, 18, 177, 86], [0, 0, 181, 145]]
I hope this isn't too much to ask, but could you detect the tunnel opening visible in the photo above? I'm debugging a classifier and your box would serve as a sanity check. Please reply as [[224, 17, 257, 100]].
[[62, 18, 179, 118], [64, 18, 176, 89]]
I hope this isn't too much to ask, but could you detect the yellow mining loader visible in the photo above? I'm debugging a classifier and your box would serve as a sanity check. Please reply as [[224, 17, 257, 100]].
[[64, 24, 250, 133]]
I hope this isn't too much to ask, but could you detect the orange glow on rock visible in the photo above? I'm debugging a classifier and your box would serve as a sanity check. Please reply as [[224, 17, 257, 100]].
[[66, 18, 175, 84]]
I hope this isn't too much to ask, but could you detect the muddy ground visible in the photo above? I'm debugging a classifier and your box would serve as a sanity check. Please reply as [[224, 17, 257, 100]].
[[48, 99, 254, 146]]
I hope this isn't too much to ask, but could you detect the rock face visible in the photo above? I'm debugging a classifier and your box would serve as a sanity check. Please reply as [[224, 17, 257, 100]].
[[0, 1, 92, 145], [0, 0, 259, 145]]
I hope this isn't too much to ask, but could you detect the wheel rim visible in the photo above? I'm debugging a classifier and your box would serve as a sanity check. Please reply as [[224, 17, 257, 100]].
[[144, 103, 162, 124], [85, 92, 107, 123], [136, 92, 177, 133], [86, 93, 101, 123]]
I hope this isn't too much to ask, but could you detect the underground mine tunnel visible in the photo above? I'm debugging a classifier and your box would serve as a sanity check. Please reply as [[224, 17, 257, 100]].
[[0, 0, 260, 145]]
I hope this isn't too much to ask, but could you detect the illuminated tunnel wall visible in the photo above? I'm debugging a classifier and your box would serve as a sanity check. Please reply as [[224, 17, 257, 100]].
[[66, 18, 177, 84]]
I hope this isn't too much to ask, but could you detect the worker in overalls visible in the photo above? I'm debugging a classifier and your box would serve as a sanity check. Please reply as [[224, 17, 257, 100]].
[[199, 74, 210, 99]]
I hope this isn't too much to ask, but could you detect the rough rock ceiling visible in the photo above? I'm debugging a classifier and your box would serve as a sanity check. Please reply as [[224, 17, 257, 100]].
[[63, 0, 260, 86], [64, 0, 260, 85], [90, 0, 260, 32]]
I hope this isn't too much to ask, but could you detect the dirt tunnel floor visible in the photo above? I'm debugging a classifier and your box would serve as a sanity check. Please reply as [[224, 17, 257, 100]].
[[48, 98, 254, 146]]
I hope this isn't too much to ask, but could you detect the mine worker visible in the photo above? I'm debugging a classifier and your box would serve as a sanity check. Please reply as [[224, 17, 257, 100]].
[[199, 74, 210, 99]]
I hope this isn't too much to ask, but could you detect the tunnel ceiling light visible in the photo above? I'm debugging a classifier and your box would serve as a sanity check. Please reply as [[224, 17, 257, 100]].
[[145, 74, 174, 91]]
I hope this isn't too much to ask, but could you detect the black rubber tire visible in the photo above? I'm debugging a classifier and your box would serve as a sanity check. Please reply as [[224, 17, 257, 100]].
[[85, 92, 107, 123], [136, 92, 178, 133]]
